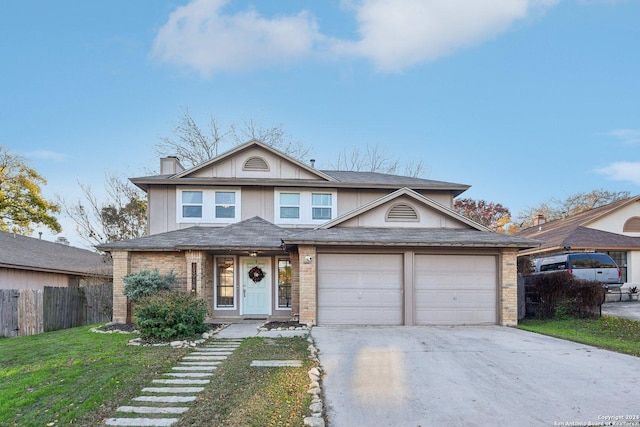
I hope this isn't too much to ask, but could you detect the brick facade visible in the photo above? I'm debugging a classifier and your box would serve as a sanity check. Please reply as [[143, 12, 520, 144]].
[[298, 245, 317, 325], [500, 248, 519, 326]]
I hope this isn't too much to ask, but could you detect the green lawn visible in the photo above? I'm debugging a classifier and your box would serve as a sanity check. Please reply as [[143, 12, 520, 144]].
[[176, 337, 315, 427], [0, 326, 188, 426], [518, 315, 640, 357]]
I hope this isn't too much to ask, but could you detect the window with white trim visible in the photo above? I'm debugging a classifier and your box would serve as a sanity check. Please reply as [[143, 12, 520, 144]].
[[178, 188, 241, 223], [274, 190, 337, 224], [279, 193, 300, 219], [182, 191, 203, 218], [215, 256, 236, 309], [215, 191, 236, 219], [312, 193, 332, 220], [277, 259, 292, 309]]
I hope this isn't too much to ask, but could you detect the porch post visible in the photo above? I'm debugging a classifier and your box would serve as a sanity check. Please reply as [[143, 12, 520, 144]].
[[112, 251, 131, 323], [500, 248, 518, 326], [298, 245, 317, 325]]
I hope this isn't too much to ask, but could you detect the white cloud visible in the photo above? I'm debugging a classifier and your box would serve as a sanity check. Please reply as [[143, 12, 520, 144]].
[[609, 129, 640, 145], [597, 162, 640, 185], [151, 0, 324, 75], [335, 0, 558, 72], [23, 150, 67, 161], [152, 0, 559, 74]]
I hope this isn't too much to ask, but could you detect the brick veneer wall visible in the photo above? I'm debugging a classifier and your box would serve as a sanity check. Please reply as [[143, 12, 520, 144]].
[[112, 251, 130, 323], [298, 245, 317, 325], [112, 250, 214, 323], [289, 248, 300, 319], [500, 248, 519, 326]]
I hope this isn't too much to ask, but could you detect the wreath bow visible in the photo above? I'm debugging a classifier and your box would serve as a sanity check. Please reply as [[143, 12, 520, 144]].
[[248, 266, 265, 283]]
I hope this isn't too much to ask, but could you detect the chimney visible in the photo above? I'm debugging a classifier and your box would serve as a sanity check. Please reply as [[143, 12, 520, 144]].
[[533, 214, 546, 226], [55, 236, 70, 246], [160, 156, 185, 175], [310, 159, 316, 168]]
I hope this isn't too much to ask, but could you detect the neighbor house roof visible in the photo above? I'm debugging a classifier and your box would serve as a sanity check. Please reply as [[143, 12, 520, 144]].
[[130, 140, 470, 195], [0, 231, 112, 277], [516, 196, 640, 255]]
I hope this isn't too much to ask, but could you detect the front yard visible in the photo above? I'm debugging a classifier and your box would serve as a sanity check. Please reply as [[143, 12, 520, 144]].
[[518, 315, 640, 357], [0, 326, 188, 426], [0, 326, 316, 426]]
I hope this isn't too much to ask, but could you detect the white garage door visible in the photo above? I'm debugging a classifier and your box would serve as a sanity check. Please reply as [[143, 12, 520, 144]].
[[317, 254, 403, 325], [415, 255, 497, 325]]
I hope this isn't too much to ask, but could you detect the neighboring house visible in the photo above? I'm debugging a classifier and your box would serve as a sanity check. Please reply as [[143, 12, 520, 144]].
[[100, 140, 537, 326], [515, 196, 640, 288], [0, 231, 112, 290]]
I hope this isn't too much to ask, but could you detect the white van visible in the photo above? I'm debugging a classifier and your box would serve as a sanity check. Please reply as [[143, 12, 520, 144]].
[[533, 253, 622, 289]]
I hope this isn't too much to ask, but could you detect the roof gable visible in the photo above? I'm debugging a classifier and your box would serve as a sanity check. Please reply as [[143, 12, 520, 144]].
[[318, 188, 491, 231], [173, 140, 336, 182]]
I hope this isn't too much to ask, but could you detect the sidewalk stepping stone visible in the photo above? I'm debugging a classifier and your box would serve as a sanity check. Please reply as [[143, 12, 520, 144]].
[[142, 387, 205, 393], [182, 356, 224, 360], [179, 361, 221, 366], [250, 360, 303, 367], [163, 372, 213, 378], [117, 406, 190, 414], [134, 396, 196, 403], [105, 417, 178, 426], [185, 354, 227, 360], [172, 366, 217, 371], [195, 349, 233, 354], [152, 379, 210, 385]]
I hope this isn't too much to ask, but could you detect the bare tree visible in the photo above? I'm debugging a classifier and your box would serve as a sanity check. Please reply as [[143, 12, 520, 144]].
[[155, 110, 311, 168], [329, 143, 428, 177], [60, 175, 147, 248], [155, 108, 228, 168], [516, 189, 631, 229]]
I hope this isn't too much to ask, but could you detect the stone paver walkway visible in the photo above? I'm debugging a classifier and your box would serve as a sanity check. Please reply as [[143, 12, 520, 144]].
[[104, 338, 243, 427]]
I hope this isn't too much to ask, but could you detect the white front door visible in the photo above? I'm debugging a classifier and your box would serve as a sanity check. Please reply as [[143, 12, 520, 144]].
[[242, 257, 271, 315]]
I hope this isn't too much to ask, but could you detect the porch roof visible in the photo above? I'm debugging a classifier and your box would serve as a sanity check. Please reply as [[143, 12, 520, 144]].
[[97, 217, 293, 252]]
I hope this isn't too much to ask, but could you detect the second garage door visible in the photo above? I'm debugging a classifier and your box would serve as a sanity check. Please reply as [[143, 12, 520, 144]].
[[414, 254, 497, 325], [317, 254, 403, 325]]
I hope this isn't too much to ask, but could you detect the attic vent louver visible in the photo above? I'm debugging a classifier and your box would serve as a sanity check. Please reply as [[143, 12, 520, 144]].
[[243, 156, 269, 171], [386, 204, 419, 222], [623, 216, 640, 232]]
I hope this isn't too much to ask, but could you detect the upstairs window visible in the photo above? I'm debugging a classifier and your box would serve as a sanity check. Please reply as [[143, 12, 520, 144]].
[[312, 193, 332, 220], [178, 188, 240, 223], [215, 192, 236, 219], [280, 193, 300, 219], [182, 191, 203, 218]]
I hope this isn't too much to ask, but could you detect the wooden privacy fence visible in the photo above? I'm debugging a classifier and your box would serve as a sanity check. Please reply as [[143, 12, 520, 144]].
[[0, 283, 112, 337]]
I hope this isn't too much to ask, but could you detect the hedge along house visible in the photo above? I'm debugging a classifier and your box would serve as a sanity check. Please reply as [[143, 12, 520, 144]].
[[99, 140, 538, 326]]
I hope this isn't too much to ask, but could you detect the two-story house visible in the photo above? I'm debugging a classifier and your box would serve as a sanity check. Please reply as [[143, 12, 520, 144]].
[[100, 140, 537, 326]]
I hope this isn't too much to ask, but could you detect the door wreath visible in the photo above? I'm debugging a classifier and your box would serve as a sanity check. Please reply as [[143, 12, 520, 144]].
[[248, 266, 265, 283]]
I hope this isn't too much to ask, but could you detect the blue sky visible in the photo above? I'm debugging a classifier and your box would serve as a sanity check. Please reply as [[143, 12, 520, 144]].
[[1, 0, 639, 248]]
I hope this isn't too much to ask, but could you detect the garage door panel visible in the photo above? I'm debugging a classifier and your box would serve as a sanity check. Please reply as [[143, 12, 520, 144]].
[[318, 254, 403, 325], [415, 255, 497, 325]]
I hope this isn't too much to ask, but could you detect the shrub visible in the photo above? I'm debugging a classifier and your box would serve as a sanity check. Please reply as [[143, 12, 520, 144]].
[[133, 291, 209, 340], [123, 269, 176, 303], [526, 272, 605, 319]]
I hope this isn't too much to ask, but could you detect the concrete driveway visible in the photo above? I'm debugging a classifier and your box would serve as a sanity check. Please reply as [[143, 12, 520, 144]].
[[312, 326, 640, 426], [602, 301, 640, 321]]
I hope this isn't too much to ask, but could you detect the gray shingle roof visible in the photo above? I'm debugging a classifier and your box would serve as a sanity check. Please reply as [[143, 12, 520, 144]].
[[99, 217, 538, 251], [283, 227, 539, 248], [98, 217, 293, 251], [0, 231, 112, 277]]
